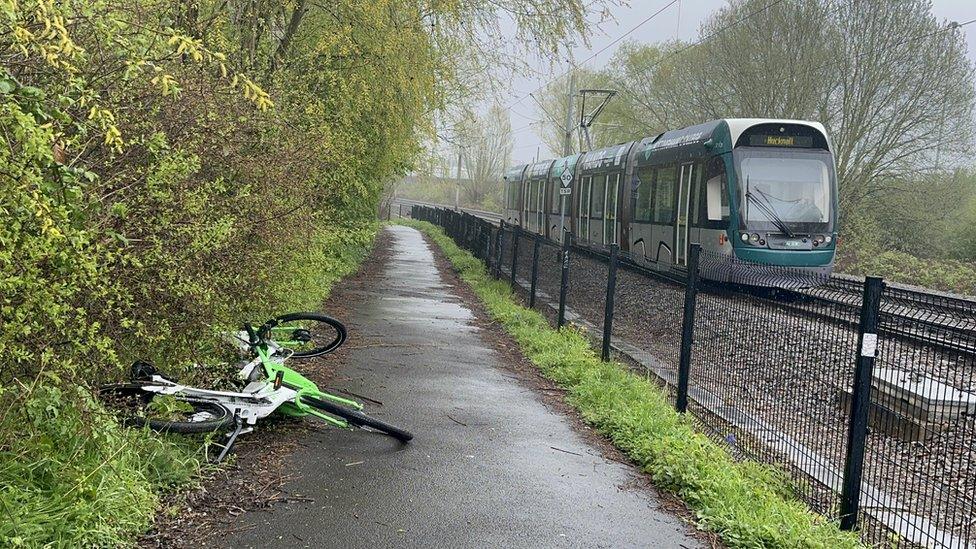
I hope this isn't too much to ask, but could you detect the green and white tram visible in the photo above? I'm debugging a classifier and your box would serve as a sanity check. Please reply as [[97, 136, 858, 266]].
[[502, 119, 838, 281]]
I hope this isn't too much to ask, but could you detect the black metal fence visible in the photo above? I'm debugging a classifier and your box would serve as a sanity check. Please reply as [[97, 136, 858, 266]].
[[412, 205, 976, 548]]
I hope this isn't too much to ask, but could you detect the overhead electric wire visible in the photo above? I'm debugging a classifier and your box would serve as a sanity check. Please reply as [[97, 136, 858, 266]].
[[501, 0, 681, 112]]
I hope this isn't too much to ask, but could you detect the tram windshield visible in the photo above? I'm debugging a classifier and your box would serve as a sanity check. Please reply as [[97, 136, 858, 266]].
[[734, 148, 835, 234]]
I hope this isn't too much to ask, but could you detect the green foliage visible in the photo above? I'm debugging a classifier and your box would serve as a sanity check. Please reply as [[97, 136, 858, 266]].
[[0, 383, 202, 547], [405, 219, 865, 548], [840, 248, 976, 296], [0, 0, 608, 545], [837, 196, 976, 296]]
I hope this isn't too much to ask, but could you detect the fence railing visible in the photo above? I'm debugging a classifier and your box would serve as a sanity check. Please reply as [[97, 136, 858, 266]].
[[411, 205, 976, 549]]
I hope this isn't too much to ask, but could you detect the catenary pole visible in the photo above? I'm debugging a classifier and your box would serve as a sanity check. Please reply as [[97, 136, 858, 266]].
[[455, 149, 462, 211], [559, 69, 576, 243]]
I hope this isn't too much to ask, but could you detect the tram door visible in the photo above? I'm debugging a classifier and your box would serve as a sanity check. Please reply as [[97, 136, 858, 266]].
[[536, 180, 545, 233], [578, 176, 592, 239], [604, 173, 619, 245], [674, 163, 695, 266]]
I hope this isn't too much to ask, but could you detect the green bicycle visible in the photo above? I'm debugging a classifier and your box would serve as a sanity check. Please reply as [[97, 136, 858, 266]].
[[100, 312, 413, 462]]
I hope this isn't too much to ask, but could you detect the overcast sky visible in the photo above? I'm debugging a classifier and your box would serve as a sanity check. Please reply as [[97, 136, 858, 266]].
[[500, 0, 976, 165]]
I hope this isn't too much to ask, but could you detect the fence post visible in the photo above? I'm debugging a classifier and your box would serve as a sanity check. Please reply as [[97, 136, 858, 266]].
[[601, 243, 619, 362], [675, 244, 702, 413], [557, 230, 572, 329], [510, 226, 521, 290], [481, 222, 490, 261], [529, 234, 541, 309], [839, 276, 884, 531], [495, 221, 506, 279]]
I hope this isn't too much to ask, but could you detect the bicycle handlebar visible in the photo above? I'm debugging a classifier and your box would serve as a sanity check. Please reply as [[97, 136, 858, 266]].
[[243, 319, 278, 346]]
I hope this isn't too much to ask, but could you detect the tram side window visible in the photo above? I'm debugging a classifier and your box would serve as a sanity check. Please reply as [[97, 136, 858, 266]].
[[633, 167, 654, 222], [579, 176, 592, 219], [653, 166, 677, 223], [548, 178, 558, 214], [705, 157, 730, 224], [690, 162, 704, 226], [506, 180, 519, 210], [591, 174, 607, 218], [606, 174, 619, 221]]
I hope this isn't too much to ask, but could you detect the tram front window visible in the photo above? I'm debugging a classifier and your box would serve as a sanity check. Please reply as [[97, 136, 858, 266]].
[[735, 148, 835, 234]]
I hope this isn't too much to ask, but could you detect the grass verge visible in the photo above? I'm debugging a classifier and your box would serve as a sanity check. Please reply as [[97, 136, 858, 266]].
[[0, 225, 378, 547], [401, 219, 862, 549]]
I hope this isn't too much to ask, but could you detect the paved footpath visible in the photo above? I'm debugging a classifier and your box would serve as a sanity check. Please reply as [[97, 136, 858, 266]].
[[224, 225, 700, 549]]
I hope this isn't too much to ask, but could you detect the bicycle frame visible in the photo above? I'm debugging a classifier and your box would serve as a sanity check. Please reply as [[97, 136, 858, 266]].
[[139, 330, 364, 428]]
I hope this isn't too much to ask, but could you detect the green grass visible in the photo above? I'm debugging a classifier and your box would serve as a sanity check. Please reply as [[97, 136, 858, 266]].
[[0, 383, 203, 547], [401, 219, 863, 549]]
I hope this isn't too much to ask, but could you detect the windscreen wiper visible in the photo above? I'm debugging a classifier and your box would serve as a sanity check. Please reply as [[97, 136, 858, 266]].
[[745, 188, 796, 239], [754, 188, 798, 238]]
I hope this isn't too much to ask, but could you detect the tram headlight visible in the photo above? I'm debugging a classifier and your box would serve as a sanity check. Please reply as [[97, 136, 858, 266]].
[[813, 235, 825, 244], [740, 233, 749, 242], [750, 233, 760, 243], [824, 235, 833, 244]]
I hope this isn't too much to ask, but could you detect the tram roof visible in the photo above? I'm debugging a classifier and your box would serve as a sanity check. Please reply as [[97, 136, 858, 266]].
[[579, 142, 634, 172], [634, 118, 830, 165], [527, 159, 555, 179], [502, 118, 829, 179], [549, 153, 582, 178], [503, 164, 527, 181]]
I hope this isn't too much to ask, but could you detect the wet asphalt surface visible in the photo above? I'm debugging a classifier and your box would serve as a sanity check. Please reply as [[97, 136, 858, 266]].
[[223, 225, 700, 548]]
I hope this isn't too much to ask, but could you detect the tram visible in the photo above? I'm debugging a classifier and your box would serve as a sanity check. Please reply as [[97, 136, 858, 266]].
[[502, 119, 838, 280]]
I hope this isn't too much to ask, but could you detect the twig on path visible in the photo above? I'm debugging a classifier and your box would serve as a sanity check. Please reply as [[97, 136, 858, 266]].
[[550, 446, 584, 457], [283, 496, 315, 503], [596, 453, 633, 467], [445, 413, 468, 426], [337, 389, 384, 406], [222, 523, 256, 535]]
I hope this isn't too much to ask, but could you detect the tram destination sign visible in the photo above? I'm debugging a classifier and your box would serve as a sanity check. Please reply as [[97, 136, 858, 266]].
[[749, 134, 814, 148]]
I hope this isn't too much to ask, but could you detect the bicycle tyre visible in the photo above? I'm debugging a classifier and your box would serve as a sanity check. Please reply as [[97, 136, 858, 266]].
[[302, 396, 413, 442], [271, 312, 347, 358], [99, 384, 234, 434]]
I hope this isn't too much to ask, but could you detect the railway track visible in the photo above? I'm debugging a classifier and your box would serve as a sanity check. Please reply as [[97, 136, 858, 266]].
[[398, 200, 976, 358]]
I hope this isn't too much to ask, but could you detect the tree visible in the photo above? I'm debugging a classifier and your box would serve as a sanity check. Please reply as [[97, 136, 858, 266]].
[[457, 105, 514, 208]]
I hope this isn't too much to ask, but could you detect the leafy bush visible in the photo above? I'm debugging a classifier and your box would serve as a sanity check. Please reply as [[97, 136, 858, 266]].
[[406, 219, 864, 548]]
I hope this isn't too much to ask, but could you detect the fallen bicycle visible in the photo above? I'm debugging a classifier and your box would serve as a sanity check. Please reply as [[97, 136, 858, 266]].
[[100, 312, 413, 462]]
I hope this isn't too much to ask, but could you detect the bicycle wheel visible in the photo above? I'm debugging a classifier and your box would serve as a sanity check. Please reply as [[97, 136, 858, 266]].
[[302, 395, 413, 442], [269, 312, 347, 358], [99, 384, 233, 434]]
